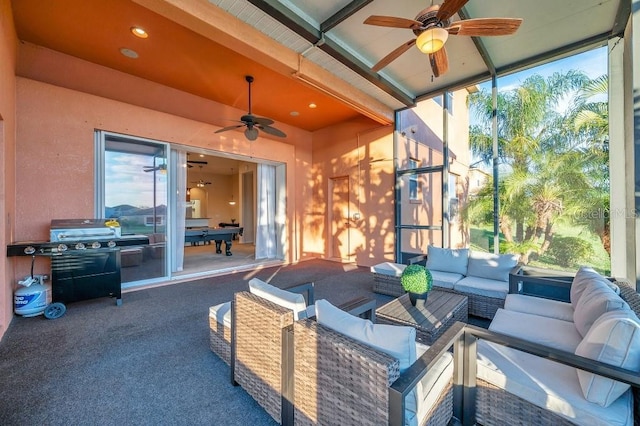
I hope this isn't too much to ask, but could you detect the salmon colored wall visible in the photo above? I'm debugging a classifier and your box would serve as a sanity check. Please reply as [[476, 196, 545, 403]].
[[0, 0, 17, 341], [13, 76, 309, 280], [310, 119, 395, 267]]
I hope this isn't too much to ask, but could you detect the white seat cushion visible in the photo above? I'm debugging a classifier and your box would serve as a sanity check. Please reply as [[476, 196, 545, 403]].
[[371, 261, 406, 277], [209, 301, 232, 328], [477, 340, 633, 426], [575, 309, 640, 407], [430, 270, 464, 290], [466, 251, 519, 282], [248, 278, 308, 320], [426, 245, 469, 275], [504, 294, 574, 322], [489, 308, 582, 353], [573, 280, 629, 336], [453, 276, 509, 300], [411, 343, 454, 426]]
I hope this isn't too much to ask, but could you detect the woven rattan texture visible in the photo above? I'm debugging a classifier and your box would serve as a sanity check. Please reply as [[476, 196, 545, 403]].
[[372, 273, 405, 297], [292, 319, 453, 426], [476, 379, 576, 426], [234, 291, 294, 423], [208, 315, 231, 365], [376, 292, 468, 345]]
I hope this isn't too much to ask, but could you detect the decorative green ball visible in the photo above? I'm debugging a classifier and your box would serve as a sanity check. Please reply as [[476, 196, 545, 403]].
[[400, 264, 433, 294]]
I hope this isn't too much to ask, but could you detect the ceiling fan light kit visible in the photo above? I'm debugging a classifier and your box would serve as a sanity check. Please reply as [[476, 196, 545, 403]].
[[416, 27, 448, 54], [364, 0, 522, 77]]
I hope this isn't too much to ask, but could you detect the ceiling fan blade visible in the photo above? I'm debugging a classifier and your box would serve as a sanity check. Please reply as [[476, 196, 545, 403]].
[[430, 48, 449, 78], [372, 39, 416, 72], [252, 116, 275, 126], [187, 160, 208, 165], [447, 18, 523, 36], [436, 0, 469, 21], [364, 15, 422, 29], [215, 124, 245, 134], [258, 125, 287, 138]]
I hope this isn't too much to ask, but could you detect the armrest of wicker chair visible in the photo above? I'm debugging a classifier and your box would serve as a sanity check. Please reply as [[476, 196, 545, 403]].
[[292, 319, 465, 426], [406, 253, 427, 265], [282, 281, 315, 306], [463, 324, 640, 426]]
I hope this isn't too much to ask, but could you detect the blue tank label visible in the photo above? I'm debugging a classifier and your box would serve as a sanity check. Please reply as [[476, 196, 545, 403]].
[[15, 293, 46, 308]]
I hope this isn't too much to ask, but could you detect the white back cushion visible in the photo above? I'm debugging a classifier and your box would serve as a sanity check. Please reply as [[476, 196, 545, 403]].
[[573, 280, 629, 336], [466, 251, 519, 282], [575, 310, 640, 407], [315, 299, 416, 371], [571, 266, 611, 309], [248, 278, 308, 320], [426, 245, 469, 275]]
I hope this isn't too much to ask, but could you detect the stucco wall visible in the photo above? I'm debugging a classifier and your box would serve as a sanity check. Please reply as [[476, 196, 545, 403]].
[[0, 0, 17, 341], [311, 119, 395, 266], [13, 76, 309, 278]]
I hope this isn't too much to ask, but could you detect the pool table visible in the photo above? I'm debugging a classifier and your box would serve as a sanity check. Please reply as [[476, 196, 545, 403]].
[[184, 227, 244, 256]]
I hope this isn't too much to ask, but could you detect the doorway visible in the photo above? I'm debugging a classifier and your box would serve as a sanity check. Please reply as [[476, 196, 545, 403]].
[[330, 176, 351, 261]]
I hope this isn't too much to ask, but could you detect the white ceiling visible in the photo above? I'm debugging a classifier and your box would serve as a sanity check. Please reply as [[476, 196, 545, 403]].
[[213, 0, 625, 107]]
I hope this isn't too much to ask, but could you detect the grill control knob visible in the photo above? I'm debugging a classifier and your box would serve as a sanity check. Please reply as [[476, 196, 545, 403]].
[[75, 243, 86, 250], [24, 246, 36, 255], [107, 241, 116, 248], [57, 244, 68, 252], [91, 241, 101, 249]]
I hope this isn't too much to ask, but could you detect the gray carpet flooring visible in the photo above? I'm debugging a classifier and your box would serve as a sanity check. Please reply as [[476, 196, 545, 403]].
[[0, 259, 394, 426]]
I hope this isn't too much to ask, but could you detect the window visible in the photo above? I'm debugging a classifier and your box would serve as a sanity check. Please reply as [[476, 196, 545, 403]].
[[432, 92, 454, 115]]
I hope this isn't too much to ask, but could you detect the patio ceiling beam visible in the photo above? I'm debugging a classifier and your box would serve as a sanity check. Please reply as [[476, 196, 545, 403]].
[[457, 7, 496, 76], [611, 0, 631, 37], [320, 0, 373, 33], [247, 0, 415, 107]]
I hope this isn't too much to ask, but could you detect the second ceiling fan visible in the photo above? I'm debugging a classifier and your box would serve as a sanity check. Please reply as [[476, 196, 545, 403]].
[[364, 0, 523, 77], [215, 75, 286, 141]]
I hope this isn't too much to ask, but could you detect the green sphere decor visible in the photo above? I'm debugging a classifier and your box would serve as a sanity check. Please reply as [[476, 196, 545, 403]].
[[400, 264, 433, 295]]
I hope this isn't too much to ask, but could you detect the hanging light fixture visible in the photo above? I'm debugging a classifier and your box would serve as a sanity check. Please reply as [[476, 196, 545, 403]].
[[229, 195, 236, 206], [415, 27, 448, 54]]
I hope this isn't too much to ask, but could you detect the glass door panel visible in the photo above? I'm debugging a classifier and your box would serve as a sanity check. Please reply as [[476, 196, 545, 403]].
[[103, 135, 168, 284]]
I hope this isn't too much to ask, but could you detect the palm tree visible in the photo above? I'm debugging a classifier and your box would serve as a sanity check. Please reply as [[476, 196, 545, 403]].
[[466, 71, 609, 267]]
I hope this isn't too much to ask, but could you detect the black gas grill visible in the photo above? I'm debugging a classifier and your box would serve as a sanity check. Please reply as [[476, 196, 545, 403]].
[[7, 219, 149, 306]]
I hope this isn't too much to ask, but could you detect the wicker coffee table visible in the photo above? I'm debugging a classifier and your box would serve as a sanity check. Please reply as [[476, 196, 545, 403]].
[[376, 290, 468, 345]]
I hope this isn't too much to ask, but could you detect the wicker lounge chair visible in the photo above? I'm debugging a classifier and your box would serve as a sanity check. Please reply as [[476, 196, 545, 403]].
[[208, 280, 315, 366], [291, 299, 466, 426], [231, 282, 377, 425]]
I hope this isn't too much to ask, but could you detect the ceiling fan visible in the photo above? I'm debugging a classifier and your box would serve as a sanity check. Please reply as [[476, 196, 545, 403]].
[[143, 163, 166, 173], [191, 179, 212, 187], [364, 0, 523, 77], [214, 75, 286, 141], [187, 160, 208, 168]]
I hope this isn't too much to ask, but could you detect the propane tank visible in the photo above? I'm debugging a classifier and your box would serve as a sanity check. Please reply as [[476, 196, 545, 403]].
[[14, 275, 51, 317]]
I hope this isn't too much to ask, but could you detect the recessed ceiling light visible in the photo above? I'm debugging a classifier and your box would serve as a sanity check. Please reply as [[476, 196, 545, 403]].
[[120, 48, 139, 59], [131, 27, 148, 39], [199, 154, 205, 157], [290, 111, 299, 116], [309, 103, 317, 109]]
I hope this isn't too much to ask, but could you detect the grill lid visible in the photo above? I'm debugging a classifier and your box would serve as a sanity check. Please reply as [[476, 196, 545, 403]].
[[50, 219, 122, 242]]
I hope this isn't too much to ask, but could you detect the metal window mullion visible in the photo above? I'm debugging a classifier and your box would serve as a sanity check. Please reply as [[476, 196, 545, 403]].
[[492, 75, 500, 254], [443, 91, 450, 248]]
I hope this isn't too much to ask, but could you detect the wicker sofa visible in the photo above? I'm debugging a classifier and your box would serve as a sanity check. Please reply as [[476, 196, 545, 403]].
[[291, 299, 464, 426], [471, 266, 640, 425], [372, 246, 520, 319]]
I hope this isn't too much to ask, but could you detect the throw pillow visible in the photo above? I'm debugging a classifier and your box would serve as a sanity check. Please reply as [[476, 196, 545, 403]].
[[573, 280, 629, 336], [575, 309, 640, 407], [248, 278, 308, 320], [466, 251, 519, 282], [426, 245, 469, 275], [571, 266, 611, 309]]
